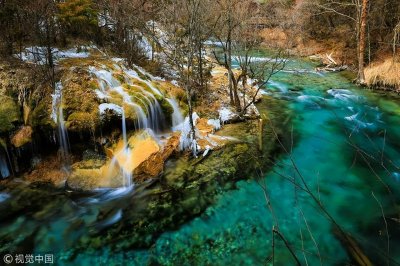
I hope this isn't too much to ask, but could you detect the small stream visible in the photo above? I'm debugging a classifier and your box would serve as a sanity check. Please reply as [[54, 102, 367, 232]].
[[1, 57, 400, 265]]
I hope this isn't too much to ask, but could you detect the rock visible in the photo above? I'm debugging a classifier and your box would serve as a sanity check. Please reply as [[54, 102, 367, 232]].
[[67, 158, 123, 191], [134, 132, 180, 182], [196, 118, 215, 136], [11, 126, 33, 148], [120, 130, 160, 173], [66, 130, 168, 190], [24, 156, 69, 188], [0, 95, 20, 133]]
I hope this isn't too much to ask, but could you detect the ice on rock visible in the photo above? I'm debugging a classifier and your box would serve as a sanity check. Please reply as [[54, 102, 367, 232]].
[[207, 119, 221, 131], [99, 103, 123, 115], [219, 107, 236, 124]]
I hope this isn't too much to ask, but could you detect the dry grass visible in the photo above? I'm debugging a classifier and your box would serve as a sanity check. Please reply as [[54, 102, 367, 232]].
[[365, 58, 400, 91]]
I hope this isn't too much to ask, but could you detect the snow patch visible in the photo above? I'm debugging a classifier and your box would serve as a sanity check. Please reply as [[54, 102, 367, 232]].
[[174, 113, 200, 151], [99, 103, 123, 115], [207, 119, 221, 131], [16, 46, 91, 65], [219, 107, 236, 124]]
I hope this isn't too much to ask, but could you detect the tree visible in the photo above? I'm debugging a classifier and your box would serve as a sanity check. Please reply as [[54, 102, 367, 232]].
[[157, 0, 212, 155], [57, 0, 98, 43], [208, 0, 255, 111], [357, 0, 369, 83], [0, 0, 31, 55], [211, 0, 285, 114]]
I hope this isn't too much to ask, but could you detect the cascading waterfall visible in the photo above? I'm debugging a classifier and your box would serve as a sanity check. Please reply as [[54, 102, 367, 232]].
[[90, 65, 166, 132], [51, 82, 70, 162], [166, 98, 184, 128], [99, 103, 132, 187], [92, 63, 187, 188]]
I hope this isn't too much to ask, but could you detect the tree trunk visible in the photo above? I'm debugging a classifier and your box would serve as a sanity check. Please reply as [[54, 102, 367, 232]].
[[227, 38, 234, 105], [198, 43, 204, 88], [357, 0, 369, 84]]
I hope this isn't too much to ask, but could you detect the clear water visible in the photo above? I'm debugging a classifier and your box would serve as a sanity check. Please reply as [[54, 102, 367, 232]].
[[1, 57, 400, 265]]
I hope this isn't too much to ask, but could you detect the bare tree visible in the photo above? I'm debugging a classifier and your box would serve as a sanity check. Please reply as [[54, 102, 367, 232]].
[[211, 1, 286, 115], [210, 0, 254, 112], [393, 22, 400, 62], [158, 0, 211, 154], [308, 0, 370, 83]]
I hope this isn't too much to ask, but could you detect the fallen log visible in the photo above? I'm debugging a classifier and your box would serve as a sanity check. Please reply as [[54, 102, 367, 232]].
[[315, 65, 348, 72]]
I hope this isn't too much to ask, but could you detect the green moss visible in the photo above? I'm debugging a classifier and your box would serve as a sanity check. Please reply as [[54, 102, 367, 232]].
[[66, 112, 98, 132], [30, 98, 53, 128], [88, 80, 99, 90], [113, 73, 125, 84], [62, 69, 101, 132], [0, 138, 6, 149], [158, 97, 174, 124], [131, 79, 153, 94], [0, 95, 20, 133]]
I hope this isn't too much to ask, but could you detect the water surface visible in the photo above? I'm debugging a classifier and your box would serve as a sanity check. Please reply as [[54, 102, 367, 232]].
[[1, 57, 400, 265]]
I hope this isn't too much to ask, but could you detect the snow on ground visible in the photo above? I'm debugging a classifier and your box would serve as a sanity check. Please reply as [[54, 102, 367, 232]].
[[219, 107, 237, 124], [15, 46, 91, 65]]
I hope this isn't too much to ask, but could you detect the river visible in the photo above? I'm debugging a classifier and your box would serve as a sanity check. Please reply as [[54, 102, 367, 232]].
[[1, 56, 400, 265]]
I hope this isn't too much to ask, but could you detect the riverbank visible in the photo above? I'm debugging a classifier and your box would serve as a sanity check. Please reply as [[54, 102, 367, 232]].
[[260, 27, 400, 93], [365, 57, 400, 92]]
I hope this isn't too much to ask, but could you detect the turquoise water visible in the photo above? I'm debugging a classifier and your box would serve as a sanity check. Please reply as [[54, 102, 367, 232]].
[[1, 58, 400, 265], [128, 59, 400, 265]]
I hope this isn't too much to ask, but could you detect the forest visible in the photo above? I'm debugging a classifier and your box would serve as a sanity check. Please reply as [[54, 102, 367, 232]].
[[0, 0, 400, 265]]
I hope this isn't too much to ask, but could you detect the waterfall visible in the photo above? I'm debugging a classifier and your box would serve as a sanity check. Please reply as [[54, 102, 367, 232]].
[[121, 149, 132, 187], [0, 152, 10, 178], [99, 104, 132, 188], [166, 98, 184, 128], [121, 109, 127, 146], [91, 65, 166, 132], [51, 82, 70, 161]]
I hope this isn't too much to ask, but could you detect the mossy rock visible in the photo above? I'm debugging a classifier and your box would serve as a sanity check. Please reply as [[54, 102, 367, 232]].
[[113, 72, 126, 84], [66, 112, 98, 132], [0, 95, 20, 133], [11, 126, 33, 147], [157, 97, 173, 125], [62, 68, 101, 132], [132, 66, 151, 80], [30, 97, 53, 128]]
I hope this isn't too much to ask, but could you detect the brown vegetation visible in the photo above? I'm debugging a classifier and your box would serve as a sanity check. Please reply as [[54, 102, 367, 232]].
[[365, 58, 400, 91]]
